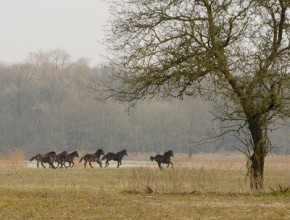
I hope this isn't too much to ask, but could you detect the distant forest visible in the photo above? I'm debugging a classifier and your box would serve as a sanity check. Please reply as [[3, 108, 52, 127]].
[[0, 49, 289, 158]]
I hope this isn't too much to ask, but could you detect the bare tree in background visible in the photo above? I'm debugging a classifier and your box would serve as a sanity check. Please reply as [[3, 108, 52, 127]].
[[103, 0, 290, 190], [3, 64, 33, 147]]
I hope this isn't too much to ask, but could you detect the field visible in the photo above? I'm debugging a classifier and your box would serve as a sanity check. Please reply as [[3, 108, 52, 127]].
[[0, 152, 290, 219]]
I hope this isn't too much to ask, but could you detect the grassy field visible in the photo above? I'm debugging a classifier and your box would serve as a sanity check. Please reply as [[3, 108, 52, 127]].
[[0, 153, 290, 219]]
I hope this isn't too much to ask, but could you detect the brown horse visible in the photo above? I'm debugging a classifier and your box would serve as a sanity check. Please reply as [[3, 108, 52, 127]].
[[58, 151, 79, 168], [30, 151, 57, 169], [150, 150, 174, 170], [56, 151, 68, 168], [102, 149, 128, 168], [79, 149, 105, 168]]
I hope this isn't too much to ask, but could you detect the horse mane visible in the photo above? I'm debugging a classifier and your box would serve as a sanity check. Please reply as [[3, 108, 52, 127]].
[[96, 149, 104, 153], [46, 151, 56, 155], [119, 149, 127, 154], [60, 151, 67, 154]]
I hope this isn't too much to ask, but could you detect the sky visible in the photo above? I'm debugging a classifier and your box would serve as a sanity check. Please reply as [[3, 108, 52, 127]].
[[0, 0, 109, 65]]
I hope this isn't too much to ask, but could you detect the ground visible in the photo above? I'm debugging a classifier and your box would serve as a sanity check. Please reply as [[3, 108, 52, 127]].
[[0, 153, 289, 219]]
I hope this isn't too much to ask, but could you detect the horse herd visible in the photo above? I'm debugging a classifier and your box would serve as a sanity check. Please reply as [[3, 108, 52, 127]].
[[29, 149, 174, 170]]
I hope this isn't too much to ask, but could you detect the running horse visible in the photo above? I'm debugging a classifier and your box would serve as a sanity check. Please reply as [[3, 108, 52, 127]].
[[57, 151, 79, 168], [56, 151, 68, 168], [29, 151, 57, 169], [102, 149, 128, 168], [79, 149, 105, 168], [150, 150, 174, 170]]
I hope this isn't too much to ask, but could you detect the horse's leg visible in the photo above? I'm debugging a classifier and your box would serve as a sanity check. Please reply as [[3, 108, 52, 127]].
[[117, 160, 122, 168], [158, 162, 163, 170], [64, 162, 69, 169], [41, 161, 46, 169], [71, 161, 74, 168], [105, 160, 109, 168], [48, 161, 55, 169], [97, 160, 102, 168], [37, 161, 39, 169], [170, 162, 173, 168], [50, 162, 56, 169], [89, 161, 94, 168], [84, 160, 87, 168]]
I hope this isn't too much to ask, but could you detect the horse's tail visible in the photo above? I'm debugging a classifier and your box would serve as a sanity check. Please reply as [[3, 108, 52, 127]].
[[30, 155, 38, 161], [79, 156, 84, 162], [150, 156, 155, 162]]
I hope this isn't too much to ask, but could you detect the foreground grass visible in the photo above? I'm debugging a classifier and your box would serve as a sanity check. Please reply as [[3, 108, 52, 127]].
[[1, 187, 290, 220], [0, 154, 290, 219]]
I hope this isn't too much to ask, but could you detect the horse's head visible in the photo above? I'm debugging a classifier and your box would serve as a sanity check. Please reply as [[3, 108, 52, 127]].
[[72, 151, 79, 157], [122, 149, 128, 156], [96, 149, 105, 156], [166, 150, 174, 157]]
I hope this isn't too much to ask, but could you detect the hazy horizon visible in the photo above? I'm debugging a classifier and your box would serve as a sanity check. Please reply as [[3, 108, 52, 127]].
[[0, 0, 109, 65]]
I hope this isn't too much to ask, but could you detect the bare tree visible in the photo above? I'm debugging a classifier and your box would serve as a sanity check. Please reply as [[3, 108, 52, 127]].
[[2, 64, 33, 147], [103, 0, 290, 190], [27, 49, 71, 114]]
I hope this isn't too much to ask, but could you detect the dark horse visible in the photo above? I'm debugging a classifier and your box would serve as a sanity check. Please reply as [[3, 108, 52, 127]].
[[150, 150, 174, 170], [56, 151, 68, 168], [30, 151, 57, 169], [102, 149, 128, 168], [57, 151, 79, 168], [79, 149, 105, 168]]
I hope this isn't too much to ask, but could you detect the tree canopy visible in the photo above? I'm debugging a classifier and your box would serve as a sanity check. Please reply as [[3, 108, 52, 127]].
[[104, 0, 290, 190]]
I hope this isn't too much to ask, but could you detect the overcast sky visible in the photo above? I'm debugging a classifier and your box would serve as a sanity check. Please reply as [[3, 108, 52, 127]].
[[0, 0, 109, 65]]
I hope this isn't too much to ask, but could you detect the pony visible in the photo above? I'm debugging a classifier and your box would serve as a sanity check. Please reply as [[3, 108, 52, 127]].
[[102, 149, 128, 168], [79, 149, 105, 168], [29, 151, 57, 169], [58, 151, 79, 168], [150, 150, 174, 170]]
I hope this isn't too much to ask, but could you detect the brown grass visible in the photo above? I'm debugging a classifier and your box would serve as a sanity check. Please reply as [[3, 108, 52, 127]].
[[0, 153, 290, 219], [0, 148, 25, 168]]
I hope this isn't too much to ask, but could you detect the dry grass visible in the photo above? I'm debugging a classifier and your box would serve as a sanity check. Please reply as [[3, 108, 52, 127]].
[[0, 153, 290, 219], [0, 148, 25, 168]]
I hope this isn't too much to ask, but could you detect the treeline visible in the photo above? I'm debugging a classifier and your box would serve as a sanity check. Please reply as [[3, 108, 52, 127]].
[[0, 49, 288, 158]]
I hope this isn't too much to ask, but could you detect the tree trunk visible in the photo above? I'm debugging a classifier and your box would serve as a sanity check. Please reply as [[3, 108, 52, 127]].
[[250, 152, 265, 190], [249, 120, 267, 191]]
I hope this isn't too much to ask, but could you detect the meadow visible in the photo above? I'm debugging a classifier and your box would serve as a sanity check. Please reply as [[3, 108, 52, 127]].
[[0, 152, 290, 219]]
